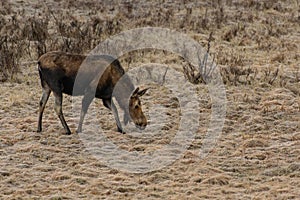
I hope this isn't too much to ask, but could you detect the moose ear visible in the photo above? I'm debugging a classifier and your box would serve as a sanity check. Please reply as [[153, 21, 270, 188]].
[[137, 88, 149, 97], [132, 87, 140, 97], [132, 87, 149, 97]]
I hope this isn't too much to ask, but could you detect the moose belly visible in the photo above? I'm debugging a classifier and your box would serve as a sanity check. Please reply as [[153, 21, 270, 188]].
[[61, 76, 82, 96]]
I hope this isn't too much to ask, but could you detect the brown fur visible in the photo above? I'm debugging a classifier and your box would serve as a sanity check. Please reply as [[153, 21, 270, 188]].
[[37, 51, 148, 134]]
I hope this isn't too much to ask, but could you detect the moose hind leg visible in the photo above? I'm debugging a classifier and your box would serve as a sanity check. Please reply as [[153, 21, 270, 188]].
[[76, 93, 94, 133], [37, 86, 51, 132], [53, 92, 71, 135]]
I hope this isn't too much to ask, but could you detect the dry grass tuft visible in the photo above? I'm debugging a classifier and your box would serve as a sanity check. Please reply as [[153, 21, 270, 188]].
[[202, 175, 230, 185], [244, 139, 268, 148]]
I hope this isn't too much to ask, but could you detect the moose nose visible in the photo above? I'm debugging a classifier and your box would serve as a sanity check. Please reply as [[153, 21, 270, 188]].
[[136, 125, 146, 130], [138, 124, 146, 130], [136, 121, 147, 130]]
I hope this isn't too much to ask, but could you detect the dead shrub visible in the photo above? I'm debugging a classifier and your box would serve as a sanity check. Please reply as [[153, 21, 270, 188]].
[[183, 33, 217, 84], [220, 65, 256, 85], [0, 16, 27, 81], [0, 36, 20, 81], [263, 67, 279, 85], [22, 16, 49, 57]]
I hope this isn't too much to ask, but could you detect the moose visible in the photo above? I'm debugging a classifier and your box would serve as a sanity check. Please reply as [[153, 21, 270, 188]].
[[37, 51, 148, 134]]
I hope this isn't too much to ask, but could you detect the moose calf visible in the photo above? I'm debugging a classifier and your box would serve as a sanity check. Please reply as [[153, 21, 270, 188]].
[[37, 51, 148, 134]]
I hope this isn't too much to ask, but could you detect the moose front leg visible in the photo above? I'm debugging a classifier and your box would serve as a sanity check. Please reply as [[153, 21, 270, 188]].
[[103, 98, 125, 134], [77, 93, 94, 133]]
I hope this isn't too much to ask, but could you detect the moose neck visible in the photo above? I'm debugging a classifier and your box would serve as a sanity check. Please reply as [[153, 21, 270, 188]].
[[112, 73, 135, 111]]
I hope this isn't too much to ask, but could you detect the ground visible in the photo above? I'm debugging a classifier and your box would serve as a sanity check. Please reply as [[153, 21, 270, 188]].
[[0, 0, 299, 199]]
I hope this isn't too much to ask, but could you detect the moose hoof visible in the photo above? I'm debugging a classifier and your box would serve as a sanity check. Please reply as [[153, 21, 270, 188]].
[[64, 129, 72, 135], [76, 129, 82, 134], [117, 128, 126, 134]]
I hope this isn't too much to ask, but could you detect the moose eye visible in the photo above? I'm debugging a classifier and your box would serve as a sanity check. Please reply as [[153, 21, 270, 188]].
[[135, 105, 139, 109]]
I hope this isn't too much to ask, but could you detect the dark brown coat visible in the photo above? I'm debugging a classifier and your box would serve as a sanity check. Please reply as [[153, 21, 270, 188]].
[[37, 51, 148, 134]]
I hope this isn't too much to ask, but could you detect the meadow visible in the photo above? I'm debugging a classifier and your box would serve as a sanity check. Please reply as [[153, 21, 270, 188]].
[[0, 0, 299, 199]]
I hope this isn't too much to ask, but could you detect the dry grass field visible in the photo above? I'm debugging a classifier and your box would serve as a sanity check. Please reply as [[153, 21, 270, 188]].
[[0, 0, 299, 199]]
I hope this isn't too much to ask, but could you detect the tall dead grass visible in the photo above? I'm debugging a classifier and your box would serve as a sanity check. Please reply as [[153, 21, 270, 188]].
[[0, 0, 298, 88]]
